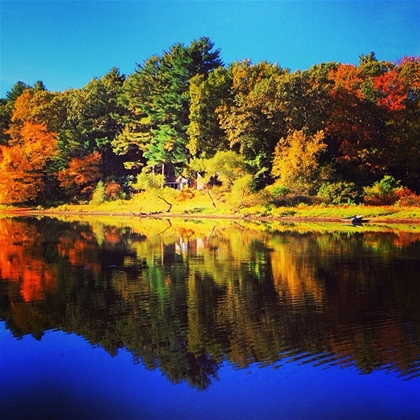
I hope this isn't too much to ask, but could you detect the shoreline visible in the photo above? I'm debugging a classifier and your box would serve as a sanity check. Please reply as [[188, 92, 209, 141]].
[[1, 208, 419, 226]]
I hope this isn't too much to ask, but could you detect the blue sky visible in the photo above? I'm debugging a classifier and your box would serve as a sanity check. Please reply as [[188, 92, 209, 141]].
[[1, 1, 419, 97]]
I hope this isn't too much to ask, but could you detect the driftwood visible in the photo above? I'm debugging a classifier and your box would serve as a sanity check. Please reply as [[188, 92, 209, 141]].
[[206, 190, 217, 209], [134, 210, 164, 216], [157, 195, 172, 212], [133, 195, 173, 216]]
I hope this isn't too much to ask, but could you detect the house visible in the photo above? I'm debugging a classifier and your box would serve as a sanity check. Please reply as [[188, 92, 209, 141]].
[[165, 175, 189, 190]]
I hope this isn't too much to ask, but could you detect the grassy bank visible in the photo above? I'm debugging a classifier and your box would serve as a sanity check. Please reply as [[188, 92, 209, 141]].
[[2, 188, 419, 224]]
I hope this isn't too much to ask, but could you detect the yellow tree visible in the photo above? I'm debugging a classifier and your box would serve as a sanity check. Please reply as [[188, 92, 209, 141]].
[[271, 130, 326, 194], [5, 89, 33, 141]]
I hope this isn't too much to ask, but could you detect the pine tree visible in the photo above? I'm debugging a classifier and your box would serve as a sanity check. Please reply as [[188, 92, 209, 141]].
[[114, 37, 223, 176]]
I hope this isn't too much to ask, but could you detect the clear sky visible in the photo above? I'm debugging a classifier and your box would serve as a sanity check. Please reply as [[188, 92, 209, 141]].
[[1, 1, 419, 97]]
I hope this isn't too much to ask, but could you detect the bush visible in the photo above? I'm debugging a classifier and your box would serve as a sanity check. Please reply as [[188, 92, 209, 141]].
[[174, 188, 195, 202], [91, 180, 106, 205], [230, 174, 255, 206], [205, 151, 250, 189], [317, 181, 361, 204], [265, 182, 320, 207], [265, 183, 291, 199], [363, 175, 401, 205], [105, 182, 123, 200], [132, 169, 165, 190], [395, 187, 420, 206]]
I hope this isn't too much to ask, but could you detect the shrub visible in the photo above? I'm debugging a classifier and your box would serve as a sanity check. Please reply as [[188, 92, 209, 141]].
[[174, 188, 195, 202], [395, 187, 420, 206], [229, 174, 258, 209], [105, 182, 123, 200], [132, 169, 165, 190], [266, 183, 291, 199], [363, 175, 401, 205], [317, 181, 361, 204], [265, 182, 319, 207], [91, 180, 106, 205]]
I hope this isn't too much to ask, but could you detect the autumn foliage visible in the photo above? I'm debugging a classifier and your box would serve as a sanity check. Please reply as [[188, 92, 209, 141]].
[[272, 130, 326, 193], [57, 151, 102, 198], [0, 121, 57, 204], [0, 41, 419, 206], [0, 219, 57, 302]]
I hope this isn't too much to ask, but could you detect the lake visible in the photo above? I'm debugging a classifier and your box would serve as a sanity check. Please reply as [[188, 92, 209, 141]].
[[0, 215, 419, 419]]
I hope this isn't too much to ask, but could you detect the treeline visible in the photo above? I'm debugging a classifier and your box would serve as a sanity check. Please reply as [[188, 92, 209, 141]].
[[1, 37, 419, 206]]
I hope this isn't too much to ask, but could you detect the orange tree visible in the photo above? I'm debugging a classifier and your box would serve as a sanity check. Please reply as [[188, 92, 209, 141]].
[[0, 122, 58, 204]]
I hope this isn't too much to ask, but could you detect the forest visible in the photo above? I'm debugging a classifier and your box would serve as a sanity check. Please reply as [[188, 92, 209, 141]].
[[1, 37, 419, 207]]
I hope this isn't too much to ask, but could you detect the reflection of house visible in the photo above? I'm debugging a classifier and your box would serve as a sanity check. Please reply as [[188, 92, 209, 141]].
[[165, 175, 189, 190], [175, 238, 188, 255], [175, 237, 199, 257]]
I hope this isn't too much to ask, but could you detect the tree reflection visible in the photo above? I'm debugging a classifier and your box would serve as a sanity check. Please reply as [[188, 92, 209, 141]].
[[0, 216, 419, 389]]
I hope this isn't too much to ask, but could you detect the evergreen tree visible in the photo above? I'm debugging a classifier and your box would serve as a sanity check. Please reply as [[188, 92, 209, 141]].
[[5, 81, 31, 102], [114, 37, 223, 176], [0, 99, 13, 145]]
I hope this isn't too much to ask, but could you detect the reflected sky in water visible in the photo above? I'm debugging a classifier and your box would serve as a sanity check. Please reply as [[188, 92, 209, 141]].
[[1, 323, 418, 420]]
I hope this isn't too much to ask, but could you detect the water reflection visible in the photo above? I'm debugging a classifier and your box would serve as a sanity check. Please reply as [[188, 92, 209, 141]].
[[0, 216, 419, 390]]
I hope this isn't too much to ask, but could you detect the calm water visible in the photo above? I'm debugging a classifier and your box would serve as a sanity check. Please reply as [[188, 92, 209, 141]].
[[0, 216, 419, 420]]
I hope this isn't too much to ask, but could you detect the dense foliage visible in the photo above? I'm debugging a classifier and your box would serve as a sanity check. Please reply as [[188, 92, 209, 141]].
[[1, 38, 419, 205]]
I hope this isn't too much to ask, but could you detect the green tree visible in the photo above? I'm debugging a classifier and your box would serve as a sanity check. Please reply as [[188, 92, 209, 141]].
[[58, 68, 125, 157], [33, 80, 47, 93], [279, 68, 332, 134], [57, 68, 128, 192], [217, 60, 288, 181], [5, 81, 31, 102], [202, 150, 250, 189], [114, 37, 223, 175], [91, 180, 106, 205], [187, 67, 231, 157], [0, 99, 13, 145], [230, 174, 256, 209]]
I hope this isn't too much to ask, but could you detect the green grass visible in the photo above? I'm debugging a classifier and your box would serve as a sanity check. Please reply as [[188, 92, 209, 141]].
[[3, 188, 420, 223]]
